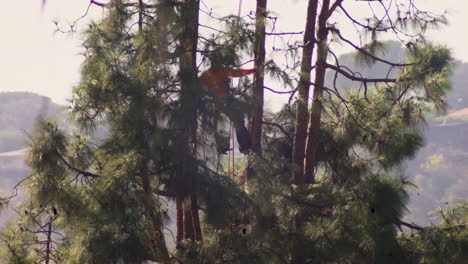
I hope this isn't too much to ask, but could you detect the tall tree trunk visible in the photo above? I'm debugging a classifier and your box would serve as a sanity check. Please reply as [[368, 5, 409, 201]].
[[136, 6, 171, 262], [177, 0, 202, 243], [249, 0, 267, 154], [176, 195, 184, 244], [141, 173, 171, 263], [183, 197, 195, 240], [289, 3, 320, 264], [191, 193, 203, 240], [291, 0, 319, 185], [156, 0, 172, 62], [303, 0, 330, 184]]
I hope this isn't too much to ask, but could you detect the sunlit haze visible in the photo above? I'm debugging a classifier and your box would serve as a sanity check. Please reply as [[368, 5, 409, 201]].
[[1, 0, 467, 105]]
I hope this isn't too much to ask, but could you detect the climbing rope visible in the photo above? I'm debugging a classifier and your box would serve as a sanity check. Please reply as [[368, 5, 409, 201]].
[[226, 0, 244, 185], [237, 0, 242, 17], [231, 121, 235, 182]]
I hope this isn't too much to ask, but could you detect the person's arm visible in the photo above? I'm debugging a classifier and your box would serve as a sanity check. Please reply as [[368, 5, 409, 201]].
[[228, 68, 256, 77]]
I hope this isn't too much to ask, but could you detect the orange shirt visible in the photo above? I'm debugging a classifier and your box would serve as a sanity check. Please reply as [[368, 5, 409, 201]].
[[199, 67, 255, 98]]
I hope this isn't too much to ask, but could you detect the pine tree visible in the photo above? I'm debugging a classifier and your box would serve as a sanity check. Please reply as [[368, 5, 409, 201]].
[[2, 1, 468, 264]]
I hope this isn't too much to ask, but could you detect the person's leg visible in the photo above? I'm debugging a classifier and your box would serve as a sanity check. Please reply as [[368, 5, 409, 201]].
[[216, 97, 251, 153]]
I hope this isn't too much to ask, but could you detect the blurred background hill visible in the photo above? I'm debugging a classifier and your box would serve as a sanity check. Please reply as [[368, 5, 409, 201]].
[[0, 92, 65, 227], [0, 92, 65, 152]]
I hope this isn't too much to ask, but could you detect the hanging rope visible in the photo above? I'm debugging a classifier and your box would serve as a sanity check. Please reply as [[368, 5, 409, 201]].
[[231, 121, 235, 182], [227, 0, 245, 180], [227, 0, 242, 185]]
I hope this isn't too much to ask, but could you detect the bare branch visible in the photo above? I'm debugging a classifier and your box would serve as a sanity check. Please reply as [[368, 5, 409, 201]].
[[153, 190, 175, 197], [327, 0, 344, 18], [58, 155, 100, 178], [398, 220, 424, 231], [264, 86, 296, 94], [339, 5, 392, 32], [330, 28, 412, 67], [325, 63, 398, 83], [266, 31, 304, 36], [198, 24, 225, 33], [90, 0, 180, 8]]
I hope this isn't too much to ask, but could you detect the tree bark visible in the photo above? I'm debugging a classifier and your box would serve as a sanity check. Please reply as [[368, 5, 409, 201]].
[[156, 0, 172, 62], [176, 195, 184, 243], [141, 173, 171, 263], [289, 3, 321, 264], [191, 193, 203, 241], [183, 197, 195, 240], [249, 0, 267, 154], [303, 0, 331, 184], [291, 0, 319, 185], [178, 0, 202, 243], [135, 6, 171, 260]]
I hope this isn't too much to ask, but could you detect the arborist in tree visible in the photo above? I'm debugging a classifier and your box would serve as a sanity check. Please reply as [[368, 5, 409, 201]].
[[199, 53, 255, 153]]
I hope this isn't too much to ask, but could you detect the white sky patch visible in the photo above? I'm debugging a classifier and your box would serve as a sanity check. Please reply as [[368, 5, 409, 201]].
[[0, 0, 466, 105]]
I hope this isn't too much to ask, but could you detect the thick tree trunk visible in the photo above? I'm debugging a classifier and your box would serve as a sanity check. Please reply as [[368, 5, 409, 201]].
[[177, 0, 202, 243], [141, 173, 171, 263], [303, 0, 330, 184], [249, 0, 267, 154], [289, 3, 320, 264], [179, 194, 202, 241], [291, 0, 319, 185], [136, 4, 172, 262], [183, 197, 195, 240], [176, 195, 184, 243], [191, 193, 203, 240], [156, 0, 172, 62]]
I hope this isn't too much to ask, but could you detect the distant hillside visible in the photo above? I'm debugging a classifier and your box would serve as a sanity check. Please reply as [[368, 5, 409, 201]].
[[0, 92, 65, 152], [405, 118, 468, 224], [326, 40, 468, 110], [0, 149, 28, 227]]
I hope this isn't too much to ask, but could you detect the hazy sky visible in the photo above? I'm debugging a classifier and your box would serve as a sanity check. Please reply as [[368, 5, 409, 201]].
[[0, 0, 467, 105]]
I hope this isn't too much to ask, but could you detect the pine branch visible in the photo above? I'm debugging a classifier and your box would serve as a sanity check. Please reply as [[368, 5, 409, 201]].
[[58, 155, 100, 178], [398, 220, 424, 231], [398, 220, 466, 232], [325, 63, 398, 83]]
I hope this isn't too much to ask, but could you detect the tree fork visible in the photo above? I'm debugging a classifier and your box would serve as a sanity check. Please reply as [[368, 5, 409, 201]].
[[291, 0, 319, 185], [303, 0, 331, 184]]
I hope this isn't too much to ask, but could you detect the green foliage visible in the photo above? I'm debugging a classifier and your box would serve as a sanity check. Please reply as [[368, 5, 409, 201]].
[[399, 203, 468, 264]]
